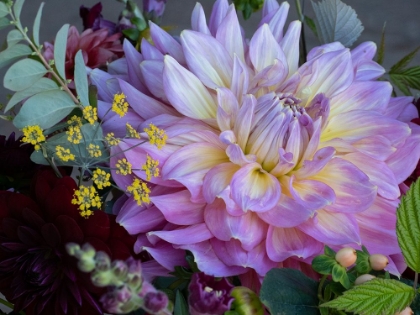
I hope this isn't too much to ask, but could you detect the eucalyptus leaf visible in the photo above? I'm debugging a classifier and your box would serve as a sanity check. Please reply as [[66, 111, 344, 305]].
[[13, 0, 24, 20], [0, 16, 10, 30], [0, 2, 9, 18], [5, 77, 58, 112], [397, 179, 420, 273], [74, 50, 89, 106], [4, 58, 47, 91], [0, 43, 31, 69], [13, 90, 76, 129], [311, 0, 363, 47], [174, 290, 189, 315], [260, 268, 319, 315], [321, 278, 415, 315], [7, 29, 24, 47], [54, 24, 69, 80], [32, 2, 44, 47]]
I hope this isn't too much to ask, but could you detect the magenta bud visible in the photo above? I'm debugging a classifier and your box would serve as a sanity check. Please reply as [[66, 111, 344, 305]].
[[144, 291, 169, 313]]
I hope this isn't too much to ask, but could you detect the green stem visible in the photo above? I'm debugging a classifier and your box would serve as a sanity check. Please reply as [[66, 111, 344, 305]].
[[414, 272, 418, 290], [294, 0, 307, 65], [318, 274, 328, 303]]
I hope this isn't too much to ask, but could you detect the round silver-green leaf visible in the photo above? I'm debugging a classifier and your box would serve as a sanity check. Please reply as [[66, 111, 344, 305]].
[[4, 58, 47, 91]]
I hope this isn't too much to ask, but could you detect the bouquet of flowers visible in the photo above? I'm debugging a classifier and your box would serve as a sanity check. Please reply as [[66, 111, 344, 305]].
[[0, 0, 420, 314]]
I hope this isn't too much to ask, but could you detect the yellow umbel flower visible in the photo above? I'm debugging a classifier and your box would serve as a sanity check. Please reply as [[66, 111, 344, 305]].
[[67, 115, 83, 127], [127, 178, 151, 205], [55, 146, 75, 162], [115, 158, 132, 175], [87, 143, 102, 158], [92, 168, 111, 190], [126, 123, 140, 139], [71, 185, 101, 218], [105, 132, 120, 146], [112, 92, 129, 117], [67, 126, 83, 144], [144, 123, 167, 149], [21, 125, 45, 151], [83, 105, 97, 124], [142, 155, 159, 181]]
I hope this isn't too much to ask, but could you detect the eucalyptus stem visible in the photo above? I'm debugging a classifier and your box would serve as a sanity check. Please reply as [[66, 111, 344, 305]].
[[317, 274, 328, 302]]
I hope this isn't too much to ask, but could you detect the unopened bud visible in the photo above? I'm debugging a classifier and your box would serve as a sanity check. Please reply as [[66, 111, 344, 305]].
[[335, 247, 357, 268], [81, 243, 96, 258], [369, 254, 389, 271], [95, 251, 111, 271], [144, 291, 169, 313], [395, 306, 414, 315], [355, 274, 376, 285], [112, 260, 128, 281], [231, 286, 264, 315], [66, 243, 81, 256], [77, 257, 96, 273], [91, 269, 115, 287]]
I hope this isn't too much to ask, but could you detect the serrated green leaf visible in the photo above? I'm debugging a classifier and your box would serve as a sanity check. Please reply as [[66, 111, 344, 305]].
[[0, 16, 10, 30], [13, 90, 76, 129], [54, 24, 69, 80], [332, 264, 350, 289], [376, 22, 386, 65], [311, 0, 363, 47], [391, 66, 420, 92], [7, 29, 23, 47], [174, 290, 188, 315], [390, 75, 411, 96], [4, 58, 47, 91], [0, 2, 9, 18], [0, 43, 31, 69], [312, 255, 337, 275], [321, 278, 415, 315], [259, 268, 319, 315], [74, 50, 89, 106], [390, 46, 420, 74], [5, 77, 58, 112], [13, 0, 24, 20], [32, 2, 44, 47], [397, 179, 420, 273]]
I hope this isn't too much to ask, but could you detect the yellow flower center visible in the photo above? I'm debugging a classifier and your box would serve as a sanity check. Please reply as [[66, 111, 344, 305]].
[[144, 123, 167, 149], [112, 92, 129, 117], [21, 125, 45, 151], [142, 155, 160, 181], [127, 179, 151, 205]]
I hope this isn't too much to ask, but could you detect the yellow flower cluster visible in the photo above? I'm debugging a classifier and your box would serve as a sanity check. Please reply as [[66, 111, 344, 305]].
[[105, 132, 120, 146], [83, 105, 97, 124], [144, 123, 167, 149], [21, 125, 45, 151], [67, 115, 83, 127], [112, 92, 129, 117], [115, 158, 132, 175], [126, 123, 140, 139], [67, 126, 83, 144], [127, 178, 151, 205], [92, 168, 111, 190], [55, 145, 75, 162], [142, 155, 159, 181], [71, 185, 102, 218], [87, 143, 102, 158]]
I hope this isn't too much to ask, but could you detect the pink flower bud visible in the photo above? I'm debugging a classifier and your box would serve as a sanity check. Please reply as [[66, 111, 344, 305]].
[[354, 274, 376, 285], [335, 247, 357, 267], [369, 254, 389, 271], [395, 306, 414, 315]]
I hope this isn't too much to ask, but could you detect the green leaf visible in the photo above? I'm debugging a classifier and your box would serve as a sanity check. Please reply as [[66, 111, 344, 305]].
[[54, 24, 69, 80], [74, 50, 89, 106], [321, 278, 415, 315], [0, 43, 31, 69], [32, 2, 44, 47], [324, 245, 336, 258], [397, 178, 420, 273], [331, 264, 350, 289], [7, 29, 23, 47], [390, 46, 420, 73], [312, 254, 337, 275], [304, 15, 318, 37], [13, 90, 76, 129], [0, 2, 9, 18], [13, 0, 24, 20], [390, 75, 411, 96], [0, 16, 10, 30], [174, 290, 188, 315], [311, 0, 363, 47], [4, 58, 47, 91], [390, 66, 420, 92], [5, 77, 58, 112], [376, 22, 386, 65], [259, 268, 319, 315], [355, 249, 371, 274]]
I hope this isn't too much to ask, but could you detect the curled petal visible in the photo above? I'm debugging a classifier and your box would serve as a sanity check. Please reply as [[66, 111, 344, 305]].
[[143, 243, 188, 270], [191, 3, 211, 35], [148, 224, 212, 245], [203, 162, 239, 203], [150, 22, 186, 64], [208, 0, 230, 36]]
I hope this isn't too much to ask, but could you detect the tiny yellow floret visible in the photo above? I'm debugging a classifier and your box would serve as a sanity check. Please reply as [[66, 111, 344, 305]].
[[55, 145, 75, 162], [92, 168, 111, 190], [112, 92, 129, 117], [126, 123, 140, 139], [71, 185, 102, 218], [67, 126, 83, 144], [21, 125, 45, 151], [127, 178, 151, 205], [115, 158, 132, 175], [67, 115, 83, 127], [142, 155, 159, 181], [144, 123, 167, 149], [105, 132, 120, 146], [83, 105, 97, 124], [87, 143, 102, 158]]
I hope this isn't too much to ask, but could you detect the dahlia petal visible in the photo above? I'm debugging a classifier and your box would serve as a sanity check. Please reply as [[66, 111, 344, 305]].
[[266, 226, 324, 261], [230, 162, 281, 212], [234, 94, 256, 150], [142, 260, 173, 282], [89, 69, 115, 102], [143, 242, 188, 270], [387, 254, 406, 277], [149, 22, 186, 64], [298, 117, 323, 163], [385, 96, 417, 122], [191, 3, 211, 35], [181, 30, 233, 89], [17, 226, 43, 246], [280, 20, 301, 75], [307, 42, 345, 61], [226, 143, 257, 166], [249, 24, 288, 73], [231, 55, 249, 103], [141, 38, 164, 60], [151, 190, 206, 225], [270, 148, 295, 176], [208, 0, 230, 36], [163, 55, 217, 120], [250, 59, 288, 89], [41, 223, 61, 247], [354, 60, 385, 81], [140, 60, 168, 102], [299, 210, 361, 245], [262, 0, 280, 18], [216, 87, 239, 131], [258, 194, 313, 227], [148, 223, 212, 245], [204, 199, 268, 250], [123, 39, 148, 93], [203, 162, 239, 203], [177, 241, 247, 276], [260, 1, 290, 42]]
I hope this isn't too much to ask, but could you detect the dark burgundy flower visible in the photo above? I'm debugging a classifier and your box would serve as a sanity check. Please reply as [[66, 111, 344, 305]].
[[79, 2, 117, 34], [0, 168, 138, 315], [188, 272, 234, 315]]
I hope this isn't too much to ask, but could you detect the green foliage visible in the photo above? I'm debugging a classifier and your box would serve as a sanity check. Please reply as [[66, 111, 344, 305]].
[[376, 22, 386, 65], [355, 249, 371, 274], [397, 178, 420, 273], [321, 278, 415, 315], [174, 290, 189, 315], [304, 15, 318, 37], [6, 29, 23, 46], [0, 2, 9, 17], [331, 264, 350, 289], [4, 58, 47, 91], [32, 2, 44, 47], [74, 50, 89, 106], [260, 268, 319, 315], [54, 24, 69, 80], [13, 0, 24, 20], [0, 43, 31, 69], [0, 16, 9, 30], [324, 245, 336, 258], [390, 66, 420, 95], [312, 254, 337, 275], [232, 0, 264, 20]]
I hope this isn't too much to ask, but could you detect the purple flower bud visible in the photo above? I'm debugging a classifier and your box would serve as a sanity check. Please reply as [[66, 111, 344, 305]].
[[188, 272, 234, 315], [143, 0, 167, 22], [95, 251, 111, 271], [100, 285, 134, 314], [112, 260, 128, 280], [79, 2, 117, 34], [144, 291, 169, 313]]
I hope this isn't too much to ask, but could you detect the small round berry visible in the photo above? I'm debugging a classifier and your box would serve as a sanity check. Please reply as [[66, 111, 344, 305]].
[[335, 247, 357, 267], [395, 306, 413, 315], [369, 254, 389, 271], [354, 274, 376, 285]]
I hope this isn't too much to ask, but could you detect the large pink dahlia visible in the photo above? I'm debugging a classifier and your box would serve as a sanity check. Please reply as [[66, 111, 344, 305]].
[[90, 0, 420, 282]]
